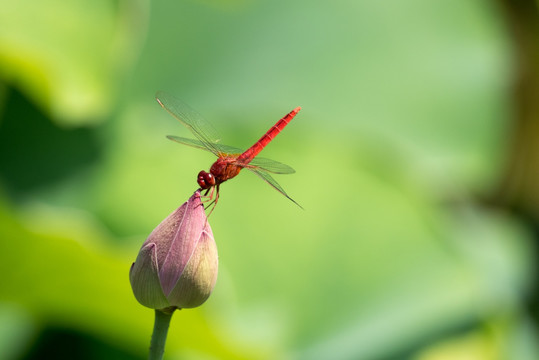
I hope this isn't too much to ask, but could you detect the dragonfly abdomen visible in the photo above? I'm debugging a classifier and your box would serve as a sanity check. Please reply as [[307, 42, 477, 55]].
[[237, 106, 301, 164]]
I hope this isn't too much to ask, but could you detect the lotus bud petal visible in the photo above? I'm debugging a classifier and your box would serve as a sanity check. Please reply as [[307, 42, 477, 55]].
[[130, 190, 218, 310]]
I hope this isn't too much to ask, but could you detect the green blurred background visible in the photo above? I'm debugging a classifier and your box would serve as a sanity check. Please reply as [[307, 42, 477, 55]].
[[1, 0, 539, 359]]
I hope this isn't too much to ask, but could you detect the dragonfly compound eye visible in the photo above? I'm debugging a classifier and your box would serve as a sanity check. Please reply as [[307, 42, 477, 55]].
[[197, 171, 215, 189]]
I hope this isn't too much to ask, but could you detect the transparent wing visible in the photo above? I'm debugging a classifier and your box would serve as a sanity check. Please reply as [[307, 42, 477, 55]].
[[157, 91, 222, 157], [167, 136, 244, 156], [247, 168, 303, 209], [243, 157, 296, 174]]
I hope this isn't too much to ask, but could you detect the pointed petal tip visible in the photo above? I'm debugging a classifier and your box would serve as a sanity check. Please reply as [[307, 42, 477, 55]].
[[189, 189, 204, 208]]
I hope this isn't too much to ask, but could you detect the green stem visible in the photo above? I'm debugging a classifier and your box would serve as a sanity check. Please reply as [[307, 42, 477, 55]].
[[148, 308, 176, 360]]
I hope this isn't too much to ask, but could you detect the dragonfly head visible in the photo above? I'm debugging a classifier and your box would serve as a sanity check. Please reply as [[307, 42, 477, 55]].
[[197, 171, 215, 189]]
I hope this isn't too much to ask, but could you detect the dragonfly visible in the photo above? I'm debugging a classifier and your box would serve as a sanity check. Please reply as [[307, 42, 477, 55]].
[[156, 91, 302, 209]]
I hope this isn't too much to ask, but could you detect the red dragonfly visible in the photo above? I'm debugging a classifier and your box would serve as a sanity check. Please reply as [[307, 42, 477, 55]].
[[156, 91, 302, 208]]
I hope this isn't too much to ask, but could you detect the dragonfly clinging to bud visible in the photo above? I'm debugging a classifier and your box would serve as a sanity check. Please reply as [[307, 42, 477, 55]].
[[156, 91, 302, 209]]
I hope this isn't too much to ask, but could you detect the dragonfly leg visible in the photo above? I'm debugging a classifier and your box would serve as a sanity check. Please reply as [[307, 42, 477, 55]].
[[200, 187, 213, 209], [204, 185, 220, 216], [201, 186, 215, 202], [200, 185, 219, 215]]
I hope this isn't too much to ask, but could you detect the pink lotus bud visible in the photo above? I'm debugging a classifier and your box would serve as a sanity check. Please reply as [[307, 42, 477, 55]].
[[129, 191, 218, 310]]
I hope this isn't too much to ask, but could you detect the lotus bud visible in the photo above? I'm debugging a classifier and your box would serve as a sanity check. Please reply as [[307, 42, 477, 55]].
[[129, 190, 218, 310]]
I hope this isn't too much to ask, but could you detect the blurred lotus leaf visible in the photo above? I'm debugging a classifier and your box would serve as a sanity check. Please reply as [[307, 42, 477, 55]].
[[0, 0, 149, 124]]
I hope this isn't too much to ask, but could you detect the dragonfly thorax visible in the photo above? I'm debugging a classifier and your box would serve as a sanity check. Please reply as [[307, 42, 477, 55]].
[[203, 157, 243, 187], [198, 158, 242, 189]]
